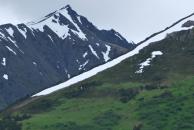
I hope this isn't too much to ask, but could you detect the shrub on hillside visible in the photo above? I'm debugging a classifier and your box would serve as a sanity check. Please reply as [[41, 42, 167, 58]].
[[119, 88, 139, 103], [0, 116, 21, 130]]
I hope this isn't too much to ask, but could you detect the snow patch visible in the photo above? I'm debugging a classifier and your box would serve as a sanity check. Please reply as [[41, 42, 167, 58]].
[[65, 69, 71, 78], [152, 51, 163, 56], [29, 13, 70, 39], [115, 33, 123, 40], [77, 16, 82, 24], [7, 37, 24, 54], [76, 59, 80, 64], [83, 52, 88, 58], [3, 74, 8, 80], [17, 26, 27, 39], [0, 32, 6, 39], [79, 60, 89, 70], [1, 58, 6, 66], [136, 51, 163, 74], [96, 43, 100, 46], [48, 35, 54, 43], [6, 46, 17, 55], [102, 45, 111, 62], [33, 62, 37, 66], [6, 27, 14, 37], [29, 8, 87, 40], [7, 37, 18, 47], [89, 45, 99, 59], [59, 8, 87, 40]]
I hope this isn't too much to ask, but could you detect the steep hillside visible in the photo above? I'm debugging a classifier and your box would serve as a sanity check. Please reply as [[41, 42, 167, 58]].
[[2, 17, 194, 130], [0, 5, 134, 109]]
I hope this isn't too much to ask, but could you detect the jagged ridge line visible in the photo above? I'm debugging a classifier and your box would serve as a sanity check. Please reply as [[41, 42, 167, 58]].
[[137, 12, 194, 45]]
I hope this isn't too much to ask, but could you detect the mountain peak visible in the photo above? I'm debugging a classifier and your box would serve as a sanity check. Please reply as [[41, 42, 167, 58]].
[[60, 5, 72, 10], [27, 5, 74, 26], [27, 4, 88, 40], [26, 5, 134, 44], [58, 4, 79, 18], [58, 5, 76, 16], [0, 3, 134, 110]]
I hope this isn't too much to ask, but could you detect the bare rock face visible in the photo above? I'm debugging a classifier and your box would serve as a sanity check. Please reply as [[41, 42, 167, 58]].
[[182, 20, 194, 28]]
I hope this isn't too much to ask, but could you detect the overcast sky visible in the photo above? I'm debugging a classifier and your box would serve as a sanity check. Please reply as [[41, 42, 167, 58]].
[[0, 0, 194, 42]]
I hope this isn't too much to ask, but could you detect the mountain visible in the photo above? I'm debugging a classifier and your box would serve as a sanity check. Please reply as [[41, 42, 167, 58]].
[[2, 12, 194, 130], [0, 5, 135, 109], [32, 12, 194, 96]]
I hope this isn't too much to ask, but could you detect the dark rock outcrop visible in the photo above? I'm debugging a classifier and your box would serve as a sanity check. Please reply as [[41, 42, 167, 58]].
[[182, 20, 194, 27]]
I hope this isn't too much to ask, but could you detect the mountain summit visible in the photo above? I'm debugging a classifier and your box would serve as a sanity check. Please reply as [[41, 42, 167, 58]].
[[0, 5, 135, 109], [28, 5, 133, 49]]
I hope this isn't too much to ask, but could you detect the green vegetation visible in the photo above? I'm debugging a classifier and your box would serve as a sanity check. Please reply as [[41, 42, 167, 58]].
[[2, 29, 194, 130]]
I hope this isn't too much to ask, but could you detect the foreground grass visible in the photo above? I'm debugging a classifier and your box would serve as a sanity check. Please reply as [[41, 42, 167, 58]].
[[3, 75, 192, 130], [20, 82, 140, 130]]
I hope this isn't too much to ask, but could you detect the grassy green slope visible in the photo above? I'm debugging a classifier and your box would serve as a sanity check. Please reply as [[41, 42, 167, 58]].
[[2, 28, 194, 130]]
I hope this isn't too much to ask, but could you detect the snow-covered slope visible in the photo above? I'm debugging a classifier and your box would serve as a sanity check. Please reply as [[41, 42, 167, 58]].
[[33, 12, 194, 96]]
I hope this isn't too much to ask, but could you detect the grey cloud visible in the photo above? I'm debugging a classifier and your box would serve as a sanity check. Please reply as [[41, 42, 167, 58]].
[[0, 0, 194, 42]]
